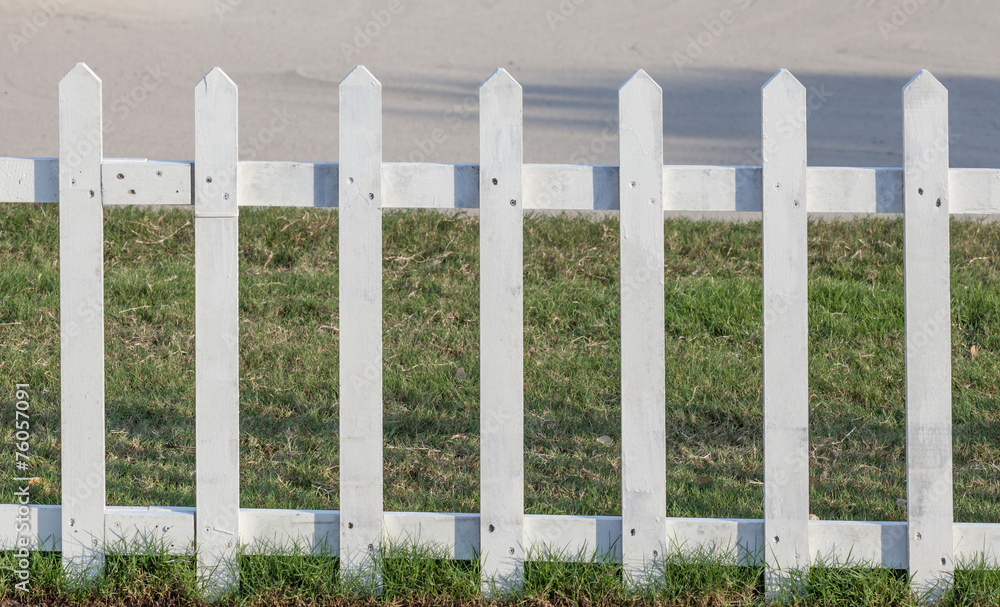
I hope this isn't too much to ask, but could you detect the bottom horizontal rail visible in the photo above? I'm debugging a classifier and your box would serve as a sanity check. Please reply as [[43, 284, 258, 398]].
[[0, 505, 997, 569]]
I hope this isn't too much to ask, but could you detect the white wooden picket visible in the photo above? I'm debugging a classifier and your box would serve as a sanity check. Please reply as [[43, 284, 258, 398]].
[[478, 68, 525, 594], [761, 69, 810, 597], [618, 69, 666, 584], [3, 64, 1000, 606], [58, 63, 106, 579], [337, 66, 384, 588], [194, 67, 241, 594], [902, 70, 955, 601]]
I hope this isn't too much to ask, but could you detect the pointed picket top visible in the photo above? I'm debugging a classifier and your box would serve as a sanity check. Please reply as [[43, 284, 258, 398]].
[[194, 66, 238, 218], [763, 68, 805, 95], [481, 67, 520, 91], [341, 65, 380, 88], [60, 62, 101, 87], [904, 69, 946, 95], [59, 63, 101, 110], [619, 69, 661, 95], [197, 67, 237, 93]]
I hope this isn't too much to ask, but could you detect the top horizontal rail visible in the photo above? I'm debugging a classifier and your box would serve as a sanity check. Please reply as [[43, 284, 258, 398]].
[[3, 157, 1000, 214]]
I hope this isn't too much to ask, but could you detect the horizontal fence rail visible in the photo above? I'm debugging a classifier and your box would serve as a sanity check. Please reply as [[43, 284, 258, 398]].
[[1, 63, 999, 603], [5, 159, 1000, 214], [1, 505, 999, 567]]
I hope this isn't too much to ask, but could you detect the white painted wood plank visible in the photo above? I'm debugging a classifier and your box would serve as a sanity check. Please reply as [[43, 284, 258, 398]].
[[102, 160, 191, 206], [0, 504, 62, 550], [338, 66, 384, 587], [665, 518, 763, 567], [619, 69, 666, 584], [7, 155, 998, 213], [522, 164, 619, 210], [664, 165, 762, 212], [385, 512, 480, 560], [241, 163, 999, 216], [194, 67, 241, 595], [382, 162, 479, 209], [240, 508, 338, 554], [903, 71, 954, 602], [478, 68, 525, 594], [2, 504, 998, 570], [807, 167, 903, 214], [105, 506, 196, 555], [761, 69, 810, 597], [954, 523, 1000, 568], [58, 63, 106, 579], [949, 168, 1000, 214], [0, 157, 58, 202], [524, 515, 622, 562], [239, 161, 337, 207], [809, 520, 907, 568]]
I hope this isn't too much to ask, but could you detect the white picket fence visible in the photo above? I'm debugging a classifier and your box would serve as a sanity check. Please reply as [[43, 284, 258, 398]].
[[2, 63, 999, 602]]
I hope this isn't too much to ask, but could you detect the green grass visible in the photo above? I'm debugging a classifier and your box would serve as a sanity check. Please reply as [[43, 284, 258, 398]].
[[2, 544, 1000, 606], [0, 204, 998, 605]]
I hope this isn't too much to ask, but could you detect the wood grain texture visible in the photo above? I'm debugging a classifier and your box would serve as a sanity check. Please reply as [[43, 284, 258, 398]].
[[478, 68, 525, 595], [338, 65, 384, 588], [619, 69, 666, 584], [761, 69, 810, 597], [903, 70, 954, 602], [194, 67, 241, 596], [58, 62, 106, 579]]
